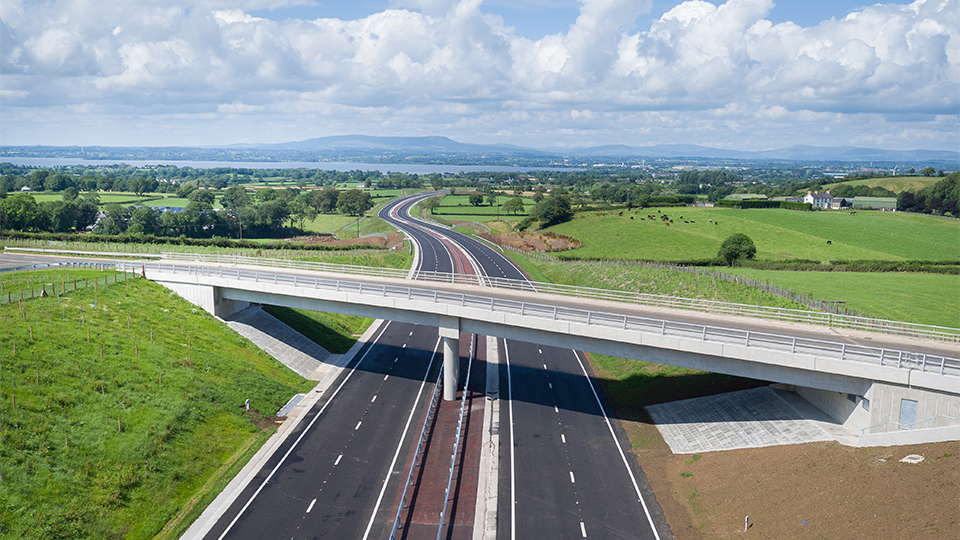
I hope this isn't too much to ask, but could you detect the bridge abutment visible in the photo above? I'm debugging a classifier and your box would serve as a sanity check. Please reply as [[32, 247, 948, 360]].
[[154, 281, 249, 319], [795, 381, 960, 447]]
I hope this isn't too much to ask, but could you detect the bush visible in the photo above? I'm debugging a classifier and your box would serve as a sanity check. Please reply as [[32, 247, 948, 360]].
[[718, 233, 757, 266]]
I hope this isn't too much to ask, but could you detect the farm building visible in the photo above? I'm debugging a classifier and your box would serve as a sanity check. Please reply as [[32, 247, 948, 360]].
[[850, 197, 897, 210], [803, 190, 834, 209]]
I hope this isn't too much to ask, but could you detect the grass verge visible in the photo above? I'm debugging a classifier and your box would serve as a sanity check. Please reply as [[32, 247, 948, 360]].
[[261, 306, 374, 354], [0, 269, 313, 539]]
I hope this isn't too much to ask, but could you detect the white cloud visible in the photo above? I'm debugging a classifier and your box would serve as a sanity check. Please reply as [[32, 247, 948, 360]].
[[0, 0, 956, 150]]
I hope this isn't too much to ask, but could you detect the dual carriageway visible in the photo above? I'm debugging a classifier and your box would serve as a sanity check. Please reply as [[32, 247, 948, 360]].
[[200, 193, 668, 540]]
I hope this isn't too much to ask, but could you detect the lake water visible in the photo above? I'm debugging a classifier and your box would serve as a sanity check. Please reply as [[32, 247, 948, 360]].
[[1, 157, 576, 175]]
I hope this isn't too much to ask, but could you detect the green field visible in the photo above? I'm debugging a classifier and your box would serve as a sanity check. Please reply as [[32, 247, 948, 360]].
[[547, 207, 959, 261], [0, 270, 313, 539], [428, 194, 532, 221], [823, 176, 943, 194], [302, 212, 357, 233], [499, 249, 956, 327], [729, 269, 960, 328]]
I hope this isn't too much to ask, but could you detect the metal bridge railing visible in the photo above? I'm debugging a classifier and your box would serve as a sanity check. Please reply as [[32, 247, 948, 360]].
[[125, 261, 960, 379], [159, 252, 960, 343]]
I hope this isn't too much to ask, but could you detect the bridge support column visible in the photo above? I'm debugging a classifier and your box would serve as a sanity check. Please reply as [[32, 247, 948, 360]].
[[439, 316, 461, 401]]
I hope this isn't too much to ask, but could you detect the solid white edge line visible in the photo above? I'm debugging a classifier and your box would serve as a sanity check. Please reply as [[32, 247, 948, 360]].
[[504, 341, 517, 540], [215, 321, 393, 540], [359, 335, 443, 540], [572, 350, 662, 540]]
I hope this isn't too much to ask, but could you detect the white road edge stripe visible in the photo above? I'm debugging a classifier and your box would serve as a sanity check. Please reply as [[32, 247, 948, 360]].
[[505, 342, 517, 540], [214, 321, 394, 540], [360, 335, 443, 540], [572, 350, 662, 540]]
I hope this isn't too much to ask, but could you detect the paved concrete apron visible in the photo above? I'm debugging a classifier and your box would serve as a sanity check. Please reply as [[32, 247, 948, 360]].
[[223, 305, 339, 380], [647, 386, 837, 454]]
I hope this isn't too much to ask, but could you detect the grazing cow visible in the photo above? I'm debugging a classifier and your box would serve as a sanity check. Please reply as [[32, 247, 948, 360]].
[[630, 216, 634, 219], [826, 240, 832, 244], [690, 221, 695, 223]]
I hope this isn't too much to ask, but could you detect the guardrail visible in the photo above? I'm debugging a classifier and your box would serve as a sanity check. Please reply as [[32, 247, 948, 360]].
[[390, 363, 444, 539], [436, 334, 475, 540], [861, 415, 960, 434], [158, 252, 960, 342], [125, 261, 960, 379]]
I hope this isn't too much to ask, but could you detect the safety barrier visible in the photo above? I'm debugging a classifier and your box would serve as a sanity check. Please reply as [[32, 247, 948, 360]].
[[158, 252, 960, 342], [125, 261, 960, 379]]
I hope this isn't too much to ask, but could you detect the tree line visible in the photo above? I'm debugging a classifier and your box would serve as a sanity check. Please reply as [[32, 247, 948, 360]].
[[896, 172, 959, 215], [0, 186, 375, 239]]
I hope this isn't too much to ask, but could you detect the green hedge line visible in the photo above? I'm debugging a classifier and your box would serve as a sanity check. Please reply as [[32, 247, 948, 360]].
[[1, 231, 380, 251], [553, 255, 959, 274], [717, 199, 813, 210]]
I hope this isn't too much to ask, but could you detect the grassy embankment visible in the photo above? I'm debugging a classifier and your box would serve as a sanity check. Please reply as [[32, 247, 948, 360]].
[[0, 269, 315, 539]]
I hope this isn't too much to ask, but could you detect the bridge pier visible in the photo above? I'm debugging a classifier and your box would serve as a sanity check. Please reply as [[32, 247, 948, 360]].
[[439, 316, 461, 401]]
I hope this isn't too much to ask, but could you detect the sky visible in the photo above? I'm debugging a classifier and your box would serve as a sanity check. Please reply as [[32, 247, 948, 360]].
[[0, 0, 957, 151]]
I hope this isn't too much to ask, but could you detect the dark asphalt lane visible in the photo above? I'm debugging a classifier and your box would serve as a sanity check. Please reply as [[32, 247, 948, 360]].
[[208, 322, 443, 540], [381, 194, 669, 540]]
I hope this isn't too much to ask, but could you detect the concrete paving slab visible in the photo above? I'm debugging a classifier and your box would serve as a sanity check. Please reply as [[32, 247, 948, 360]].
[[223, 305, 336, 380], [646, 386, 839, 454]]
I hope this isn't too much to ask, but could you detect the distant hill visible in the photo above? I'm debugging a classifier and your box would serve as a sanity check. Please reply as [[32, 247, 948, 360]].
[[3, 136, 957, 165], [258, 136, 959, 162], [233, 135, 538, 155], [554, 143, 959, 162]]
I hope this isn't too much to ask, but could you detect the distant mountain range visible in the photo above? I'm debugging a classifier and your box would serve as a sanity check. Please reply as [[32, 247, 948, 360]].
[[234, 135, 958, 162], [3, 135, 957, 165]]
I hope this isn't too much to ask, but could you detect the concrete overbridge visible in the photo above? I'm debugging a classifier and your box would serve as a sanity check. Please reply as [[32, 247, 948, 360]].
[[121, 257, 960, 447]]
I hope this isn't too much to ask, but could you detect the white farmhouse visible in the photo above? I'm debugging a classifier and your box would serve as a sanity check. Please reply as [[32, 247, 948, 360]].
[[803, 190, 834, 209]]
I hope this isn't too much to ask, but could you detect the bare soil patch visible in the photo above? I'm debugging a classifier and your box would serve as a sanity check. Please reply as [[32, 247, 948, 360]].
[[288, 231, 404, 249], [480, 230, 581, 252], [617, 399, 959, 540]]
